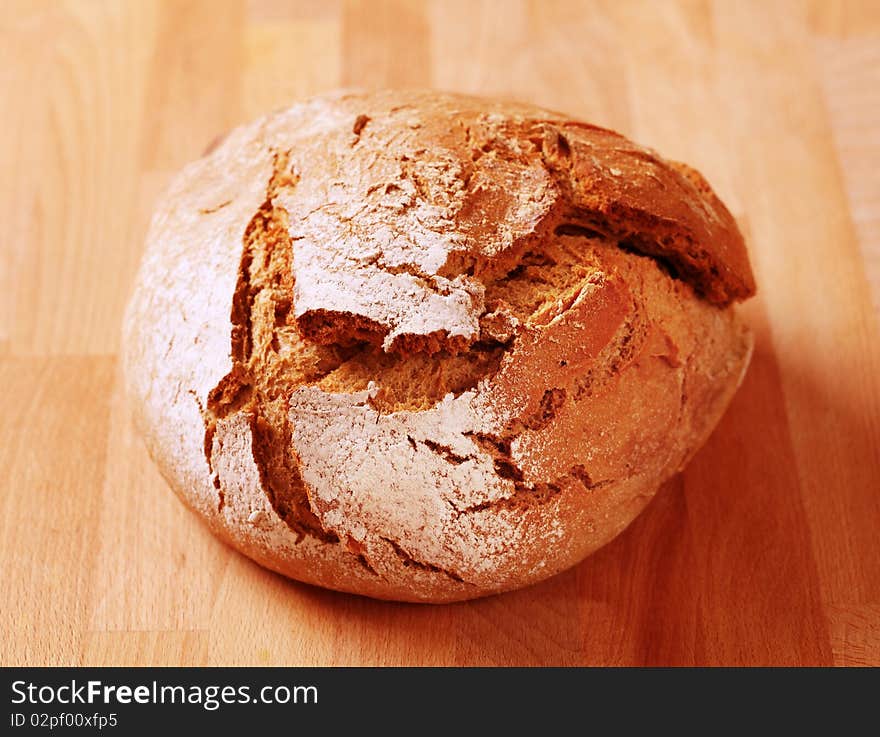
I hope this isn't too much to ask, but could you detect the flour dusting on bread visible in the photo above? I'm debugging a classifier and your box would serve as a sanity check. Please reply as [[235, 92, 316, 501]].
[[123, 90, 755, 602]]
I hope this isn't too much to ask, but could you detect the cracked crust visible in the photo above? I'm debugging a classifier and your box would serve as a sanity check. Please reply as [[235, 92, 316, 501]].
[[123, 90, 755, 602]]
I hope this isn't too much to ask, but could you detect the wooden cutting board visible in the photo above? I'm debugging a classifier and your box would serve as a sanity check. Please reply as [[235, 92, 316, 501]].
[[2, 0, 878, 666]]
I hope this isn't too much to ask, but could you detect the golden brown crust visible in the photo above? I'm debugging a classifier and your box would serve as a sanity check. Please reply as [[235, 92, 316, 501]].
[[538, 123, 755, 305], [122, 90, 755, 602]]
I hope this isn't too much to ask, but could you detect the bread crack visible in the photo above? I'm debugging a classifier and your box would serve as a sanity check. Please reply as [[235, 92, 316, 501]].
[[449, 461, 604, 519], [529, 388, 566, 432], [302, 216, 649, 414], [355, 553, 379, 576], [351, 113, 370, 142], [199, 199, 232, 215], [534, 123, 750, 305], [435, 115, 751, 306], [319, 340, 506, 414], [464, 432, 523, 482], [203, 150, 346, 544], [418, 437, 471, 465], [380, 537, 468, 583]]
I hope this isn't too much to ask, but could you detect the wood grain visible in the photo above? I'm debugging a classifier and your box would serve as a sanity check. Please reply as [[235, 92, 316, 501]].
[[1, 0, 878, 666]]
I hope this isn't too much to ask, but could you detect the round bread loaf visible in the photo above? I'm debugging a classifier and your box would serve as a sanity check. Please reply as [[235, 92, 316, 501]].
[[123, 90, 756, 602]]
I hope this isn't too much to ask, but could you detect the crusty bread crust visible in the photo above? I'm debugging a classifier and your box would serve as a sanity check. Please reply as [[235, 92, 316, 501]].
[[123, 90, 755, 602]]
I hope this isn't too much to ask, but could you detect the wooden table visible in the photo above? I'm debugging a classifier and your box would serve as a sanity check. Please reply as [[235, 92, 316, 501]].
[[2, 0, 878, 667]]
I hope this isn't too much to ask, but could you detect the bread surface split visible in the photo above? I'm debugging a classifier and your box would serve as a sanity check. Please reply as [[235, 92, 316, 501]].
[[123, 90, 756, 602]]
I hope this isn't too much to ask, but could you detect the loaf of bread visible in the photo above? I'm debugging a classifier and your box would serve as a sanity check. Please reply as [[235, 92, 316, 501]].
[[123, 90, 755, 602]]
